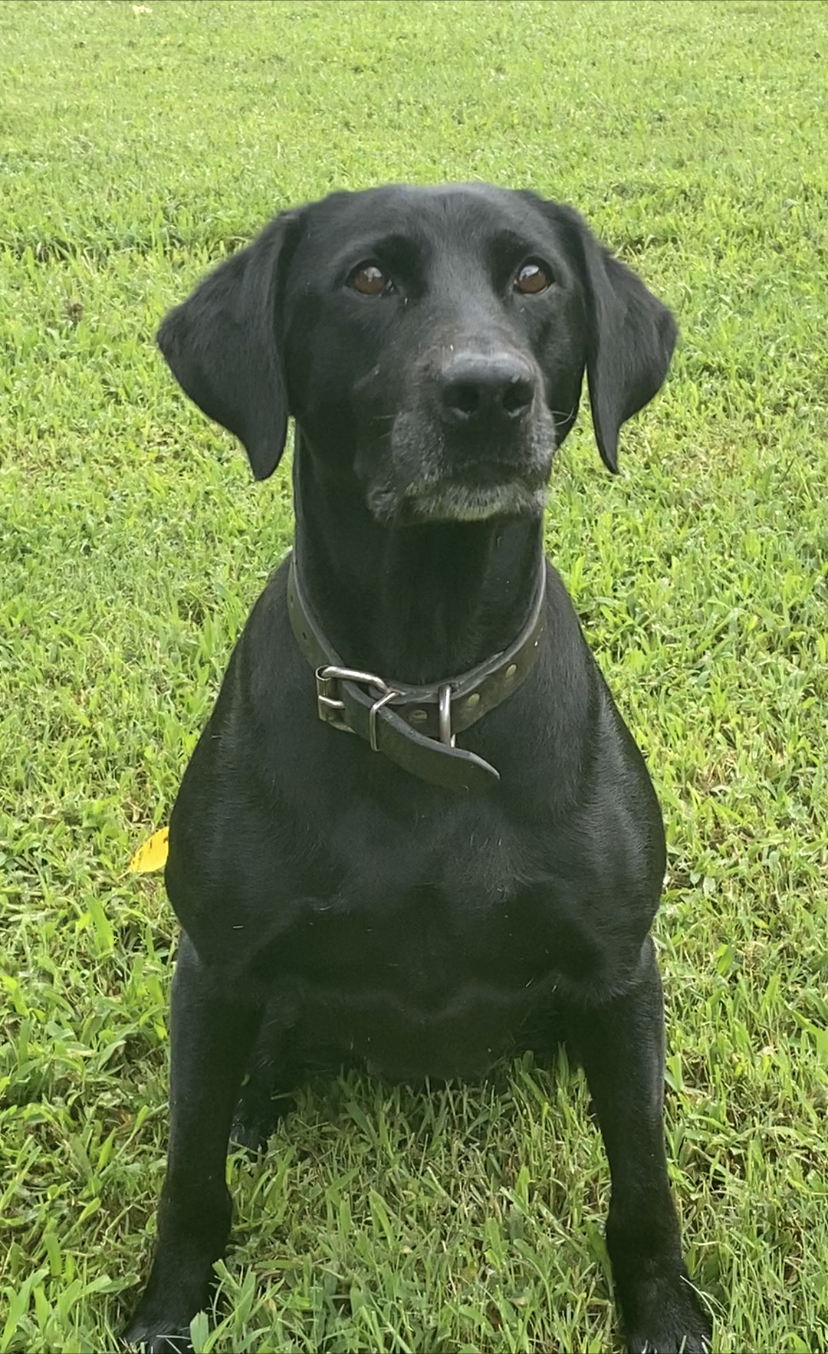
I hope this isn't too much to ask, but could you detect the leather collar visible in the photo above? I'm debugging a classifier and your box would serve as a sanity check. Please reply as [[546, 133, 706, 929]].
[[287, 553, 547, 793]]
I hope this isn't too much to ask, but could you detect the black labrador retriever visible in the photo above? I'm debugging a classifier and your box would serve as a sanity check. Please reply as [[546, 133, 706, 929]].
[[125, 183, 711, 1353]]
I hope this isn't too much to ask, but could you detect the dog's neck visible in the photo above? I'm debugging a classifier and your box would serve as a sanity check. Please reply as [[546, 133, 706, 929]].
[[292, 446, 544, 686]]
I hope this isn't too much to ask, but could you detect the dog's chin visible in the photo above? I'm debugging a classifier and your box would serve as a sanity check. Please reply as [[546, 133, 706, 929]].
[[369, 478, 547, 525], [411, 480, 547, 523]]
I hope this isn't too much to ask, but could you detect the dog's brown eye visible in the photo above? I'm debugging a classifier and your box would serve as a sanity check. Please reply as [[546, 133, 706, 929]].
[[514, 262, 551, 295], [349, 264, 392, 296]]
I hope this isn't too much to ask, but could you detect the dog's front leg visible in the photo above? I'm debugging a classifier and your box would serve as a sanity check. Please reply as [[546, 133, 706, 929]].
[[124, 935, 263, 1354], [573, 938, 711, 1354]]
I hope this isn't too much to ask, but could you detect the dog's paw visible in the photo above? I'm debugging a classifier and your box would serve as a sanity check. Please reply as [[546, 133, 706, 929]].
[[230, 1075, 295, 1153], [622, 1270, 712, 1354], [122, 1309, 195, 1354], [230, 1092, 290, 1154], [123, 1279, 210, 1354]]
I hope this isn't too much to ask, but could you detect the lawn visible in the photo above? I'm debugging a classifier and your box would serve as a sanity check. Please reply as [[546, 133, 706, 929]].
[[1, 1, 827, 1350]]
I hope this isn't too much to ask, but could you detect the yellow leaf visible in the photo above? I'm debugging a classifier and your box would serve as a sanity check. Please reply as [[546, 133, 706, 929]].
[[128, 827, 169, 873]]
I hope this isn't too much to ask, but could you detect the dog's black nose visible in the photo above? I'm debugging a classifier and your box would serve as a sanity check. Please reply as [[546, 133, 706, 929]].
[[438, 351, 536, 425]]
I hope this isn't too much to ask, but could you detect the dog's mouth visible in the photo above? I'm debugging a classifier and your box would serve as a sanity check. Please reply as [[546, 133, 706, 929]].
[[366, 458, 550, 525], [363, 408, 556, 525], [406, 476, 548, 523]]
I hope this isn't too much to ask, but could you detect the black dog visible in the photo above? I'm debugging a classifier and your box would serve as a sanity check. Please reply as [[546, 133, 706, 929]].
[[125, 183, 711, 1353]]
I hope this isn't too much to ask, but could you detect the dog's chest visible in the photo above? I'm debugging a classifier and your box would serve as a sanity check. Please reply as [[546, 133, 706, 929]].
[[240, 828, 608, 1081], [172, 751, 654, 1080], [263, 878, 561, 1080]]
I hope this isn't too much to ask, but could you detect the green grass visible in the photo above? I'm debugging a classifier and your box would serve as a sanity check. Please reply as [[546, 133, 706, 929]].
[[1, 1, 827, 1349]]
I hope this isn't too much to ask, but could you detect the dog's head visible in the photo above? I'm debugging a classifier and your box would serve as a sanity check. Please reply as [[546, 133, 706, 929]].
[[158, 184, 676, 523]]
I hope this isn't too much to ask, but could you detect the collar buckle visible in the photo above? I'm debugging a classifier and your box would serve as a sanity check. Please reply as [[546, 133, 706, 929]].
[[317, 665, 402, 750]]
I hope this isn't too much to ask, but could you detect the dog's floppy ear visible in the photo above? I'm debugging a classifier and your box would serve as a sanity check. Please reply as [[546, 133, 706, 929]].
[[557, 206, 677, 473], [157, 210, 301, 481]]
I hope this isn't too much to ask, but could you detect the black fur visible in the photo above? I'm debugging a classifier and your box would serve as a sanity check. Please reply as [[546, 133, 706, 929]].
[[125, 184, 709, 1353]]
